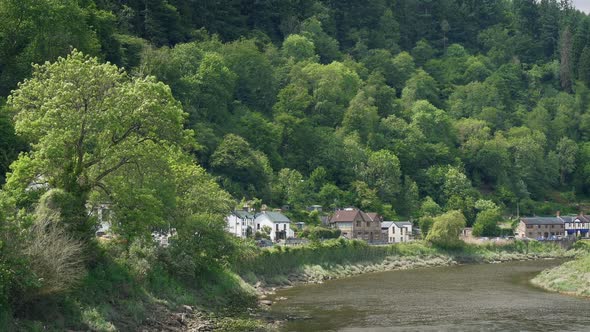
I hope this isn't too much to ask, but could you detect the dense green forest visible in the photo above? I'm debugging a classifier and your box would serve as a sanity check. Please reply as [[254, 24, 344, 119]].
[[3, 0, 590, 222], [1, 0, 590, 329]]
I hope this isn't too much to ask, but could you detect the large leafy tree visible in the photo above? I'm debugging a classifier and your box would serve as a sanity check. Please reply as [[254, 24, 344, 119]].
[[5, 51, 190, 239]]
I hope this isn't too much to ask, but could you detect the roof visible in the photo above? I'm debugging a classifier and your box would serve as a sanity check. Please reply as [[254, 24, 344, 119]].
[[330, 209, 360, 222], [255, 211, 291, 223], [366, 212, 382, 222], [520, 217, 564, 225], [393, 221, 412, 228], [233, 210, 255, 219], [381, 221, 394, 229]]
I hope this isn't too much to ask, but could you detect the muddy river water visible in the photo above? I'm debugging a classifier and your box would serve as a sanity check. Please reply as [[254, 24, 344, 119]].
[[269, 259, 590, 331]]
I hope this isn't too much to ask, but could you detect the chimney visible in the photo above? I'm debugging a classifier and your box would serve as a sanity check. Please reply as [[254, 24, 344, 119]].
[[556, 210, 560, 217]]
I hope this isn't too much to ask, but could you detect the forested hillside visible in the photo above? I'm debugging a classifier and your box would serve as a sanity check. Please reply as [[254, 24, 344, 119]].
[[2, 0, 590, 222], [2, 0, 590, 329]]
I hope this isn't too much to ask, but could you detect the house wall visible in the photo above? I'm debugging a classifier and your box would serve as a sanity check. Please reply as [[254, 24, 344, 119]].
[[565, 218, 590, 237], [389, 225, 411, 243], [226, 215, 255, 238], [350, 215, 381, 242], [226, 215, 243, 237], [517, 221, 565, 238], [257, 217, 294, 241]]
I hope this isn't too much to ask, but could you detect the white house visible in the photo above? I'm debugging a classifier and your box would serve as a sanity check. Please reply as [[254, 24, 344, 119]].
[[381, 221, 413, 243], [225, 210, 256, 238], [254, 211, 294, 241]]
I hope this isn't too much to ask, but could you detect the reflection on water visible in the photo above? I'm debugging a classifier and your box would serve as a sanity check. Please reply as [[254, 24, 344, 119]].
[[269, 260, 590, 331]]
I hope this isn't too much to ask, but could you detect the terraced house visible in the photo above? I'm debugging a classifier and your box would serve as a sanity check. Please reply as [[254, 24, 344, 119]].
[[329, 208, 381, 242], [516, 216, 565, 239], [564, 214, 590, 238]]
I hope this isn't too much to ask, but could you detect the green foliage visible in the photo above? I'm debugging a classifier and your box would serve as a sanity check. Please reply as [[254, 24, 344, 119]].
[[472, 208, 502, 237], [426, 210, 466, 249], [300, 226, 341, 240]]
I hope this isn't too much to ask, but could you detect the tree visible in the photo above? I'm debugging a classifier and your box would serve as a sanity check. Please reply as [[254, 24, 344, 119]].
[[282, 34, 317, 62], [361, 150, 401, 202], [401, 69, 441, 109], [579, 46, 590, 87], [425, 210, 466, 248], [472, 208, 502, 237], [341, 90, 379, 143], [0, 0, 102, 96], [6, 51, 189, 240], [556, 137, 578, 185], [560, 27, 573, 92], [210, 134, 272, 199]]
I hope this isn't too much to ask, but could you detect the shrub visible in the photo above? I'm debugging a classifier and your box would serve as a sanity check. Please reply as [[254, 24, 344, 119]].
[[116, 239, 157, 283], [24, 218, 85, 297], [300, 227, 341, 240], [426, 210, 466, 249]]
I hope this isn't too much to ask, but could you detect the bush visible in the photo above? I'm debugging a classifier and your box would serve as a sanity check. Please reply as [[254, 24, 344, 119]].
[[300, 227, 341, 240], [24, 218, 85, 297], [116, 239, 157, 283], [426, 210, 466, 249]]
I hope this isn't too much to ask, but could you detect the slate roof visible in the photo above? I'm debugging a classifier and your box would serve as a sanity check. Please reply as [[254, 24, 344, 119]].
[[393, 221, 412, 228], [255, 211, 291, 223], [520, 217, 564, 225], [233, 210, 255, 219], [381, 221, 394, 230]]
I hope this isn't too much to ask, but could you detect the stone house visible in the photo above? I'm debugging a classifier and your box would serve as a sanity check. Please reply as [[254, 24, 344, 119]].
[[329, 208, 381, 242], [516, 216, 565, 239]]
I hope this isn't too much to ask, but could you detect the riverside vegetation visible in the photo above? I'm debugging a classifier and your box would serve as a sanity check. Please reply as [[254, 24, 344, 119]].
[[3, 0, 590, 330], [532, 241, 590, 297]]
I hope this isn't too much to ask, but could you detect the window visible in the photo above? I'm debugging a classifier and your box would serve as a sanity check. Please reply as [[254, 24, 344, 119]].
[[283, 224, 287, 230], [257, 224, 260, 230], [366, 221, 370, 227], [551, 225, 554, 228], [276, 224, 279, 231], [356, 220, 361, 227], [526, 225, 532, 229]]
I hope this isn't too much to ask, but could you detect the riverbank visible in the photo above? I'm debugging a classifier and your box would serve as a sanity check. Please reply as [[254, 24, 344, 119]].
[[235, 239, 575, 302], [531, 252, 590, 297], [4, 239, 575, 331]]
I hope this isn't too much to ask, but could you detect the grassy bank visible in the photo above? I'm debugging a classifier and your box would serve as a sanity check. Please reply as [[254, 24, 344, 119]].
[[235, 239, 572, 288], [2, 241, 265, 332], [531, 242, 590, 297]]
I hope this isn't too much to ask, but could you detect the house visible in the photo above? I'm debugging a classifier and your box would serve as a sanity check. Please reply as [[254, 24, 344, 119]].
[[516, 216, 565, 239], [381, 221, 413, 243], [254, 211, 294, 241], [226, 210, 256, 238], [564, 214, 590, 238], [90, 203, 113, 237], [329, 208, 381, 242], [307, 205, 323, 212]]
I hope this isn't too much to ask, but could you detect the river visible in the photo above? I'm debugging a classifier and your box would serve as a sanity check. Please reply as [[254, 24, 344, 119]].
[[268, 259, 590, 331]]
